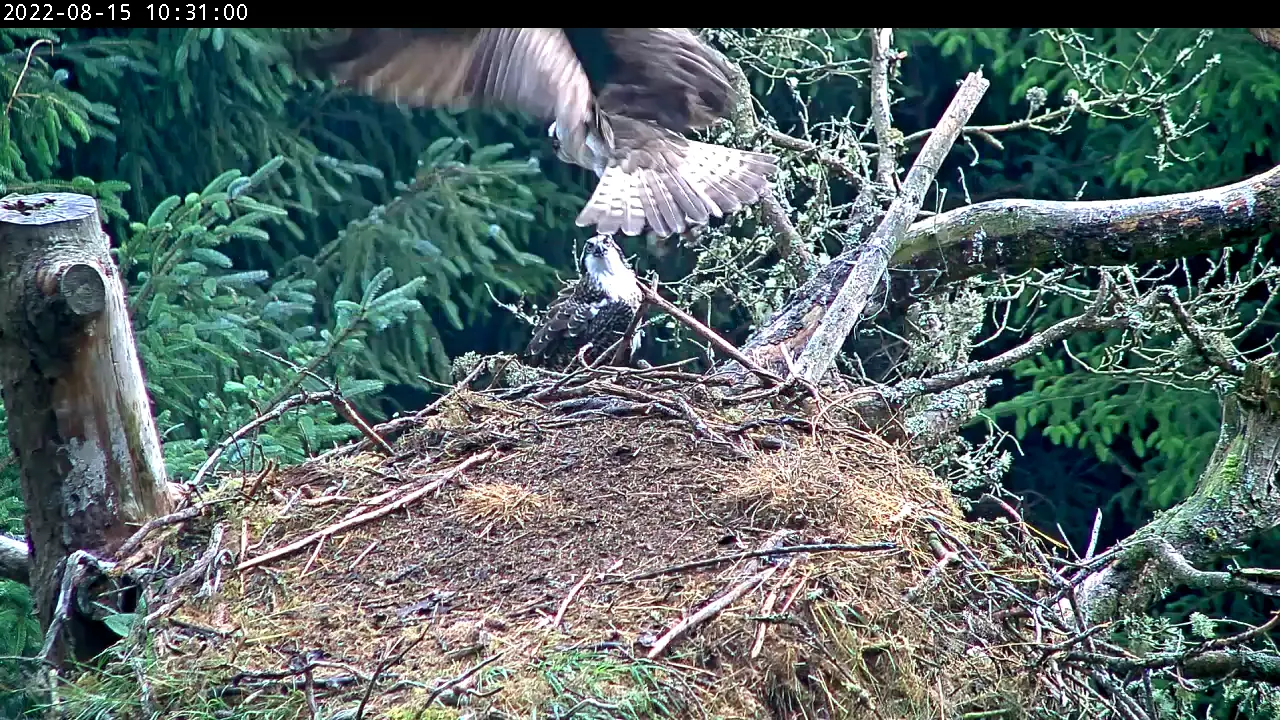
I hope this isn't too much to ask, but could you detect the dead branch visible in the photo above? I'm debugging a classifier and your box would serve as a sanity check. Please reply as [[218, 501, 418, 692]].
[[1064, 613, 1280, 683], [236, 450, 494, 571], [328, 394, 394, 456], [1157, 286, 1245, 376], [868, 28, 898, 193], [192, 390, 341, 488], [791, 70, 990, 384], [646, 566, 777, 659], [897, 274, 1131, 399], [37, 550, 116, 665], [640, 284, 784, 386], [616, 542, 898, 584], [706, 45, 815, 274], [0, 533, 29, 584], [114, 498, 235, 561], [424, 653, 503, 708], [892, 163, 1280, 289], [257, 349, 394, 455], [550, 573, 589, 630], [354, 631, 427, 720], [161, 523, 226, 596]]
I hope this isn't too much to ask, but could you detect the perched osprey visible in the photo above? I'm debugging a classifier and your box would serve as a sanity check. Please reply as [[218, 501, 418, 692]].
[[304, 28, 780, 238], [526, 235, 644, 370]]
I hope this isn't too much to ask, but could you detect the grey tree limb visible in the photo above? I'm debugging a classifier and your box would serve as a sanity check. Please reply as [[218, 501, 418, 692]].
[[0, 533, 29, 584], [868, 28, 898, 193], [1076, 361, 1280, 622], [892, 163, 1280, 289], [791, 71, 990, 384], [1249, 28, 1280, 53]]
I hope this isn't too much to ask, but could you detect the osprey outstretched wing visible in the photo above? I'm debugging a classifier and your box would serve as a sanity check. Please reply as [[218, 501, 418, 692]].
[[304, 28, 779, 239]]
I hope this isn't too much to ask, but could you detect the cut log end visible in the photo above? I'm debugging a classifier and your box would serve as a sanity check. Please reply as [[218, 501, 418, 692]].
[[0, 192, 98, 226], [52, 262, 107, 316]]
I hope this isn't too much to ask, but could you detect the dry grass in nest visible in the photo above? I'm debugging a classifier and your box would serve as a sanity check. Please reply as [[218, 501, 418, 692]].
[[101, 376, 1044, 720], [453, 481, 551, 529]]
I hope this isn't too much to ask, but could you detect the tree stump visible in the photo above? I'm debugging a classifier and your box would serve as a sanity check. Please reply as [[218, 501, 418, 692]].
[[0, 192, 172, 663]]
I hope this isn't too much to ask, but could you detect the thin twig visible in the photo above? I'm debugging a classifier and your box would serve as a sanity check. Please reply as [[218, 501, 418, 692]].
[[425, 653, 503, 708], [192, 391, 339, 487], [646, 567, 777, 658], [1157, 286, 1245, 376], [257, 349, 394, 454], [550, 573, 590, 630], [616, 542, 897, 584], [640, 284, 783, 386], [5, 39, 51, 117], [354, 631, 427, 720], [236, 451, 493, 571], [115, 498, 235, 561]]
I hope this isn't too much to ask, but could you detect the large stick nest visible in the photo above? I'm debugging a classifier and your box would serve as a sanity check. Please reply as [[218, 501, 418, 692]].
[[102, 365, 1046, 719]]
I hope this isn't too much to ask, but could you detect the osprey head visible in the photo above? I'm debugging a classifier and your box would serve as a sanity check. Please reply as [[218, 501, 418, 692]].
[[581, 234, 627, 277]]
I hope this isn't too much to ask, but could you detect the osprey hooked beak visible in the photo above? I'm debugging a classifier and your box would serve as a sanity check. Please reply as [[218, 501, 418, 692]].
[[581, 234, 623, 274]]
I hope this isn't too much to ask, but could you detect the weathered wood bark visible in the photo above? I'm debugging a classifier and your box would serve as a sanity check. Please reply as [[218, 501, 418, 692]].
[[791, 71, 989, 384], [892, 162, 1280, 291], [1077, 360, 1280, 623], [0, 193, 171, 663], [733, 162, 1280, 382], [0, 533, 29, 584]]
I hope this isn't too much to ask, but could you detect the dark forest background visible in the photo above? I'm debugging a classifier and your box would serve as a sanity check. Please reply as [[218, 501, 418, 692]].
[[0, 27, 1278, 716]]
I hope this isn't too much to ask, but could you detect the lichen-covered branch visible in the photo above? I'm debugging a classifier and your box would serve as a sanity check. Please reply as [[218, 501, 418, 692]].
[[1076, 360, 1280, 622], [790, 71, 990, 384], [703, 44, 814, 276], [898, 276, 1133, 398], [892, 163, 1280, 288], [868, 28, 898, 193]]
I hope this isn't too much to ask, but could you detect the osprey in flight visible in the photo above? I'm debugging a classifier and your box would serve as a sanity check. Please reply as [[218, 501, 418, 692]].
[[526, 235, 644, 370], [305, 28, 780, 238]]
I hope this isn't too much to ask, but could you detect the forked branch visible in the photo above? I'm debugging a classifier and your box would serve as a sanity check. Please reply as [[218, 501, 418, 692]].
[[791, 70, 990, 384]]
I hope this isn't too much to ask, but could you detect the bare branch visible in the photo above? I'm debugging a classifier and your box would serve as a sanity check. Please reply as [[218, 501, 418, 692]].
[[899, 275, 1132, 398], [793, 71, 990, 384], [868, 28, 898, 193], [704, 44, 814, 273], [640, 284, 783, 387], [893, 163, 1280, 288], [1157, 286, 1246, 376], [0, 533, 29, 584]]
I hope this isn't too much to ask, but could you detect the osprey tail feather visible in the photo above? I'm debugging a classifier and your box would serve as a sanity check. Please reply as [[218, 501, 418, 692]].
[[576, 140, 779, 238]]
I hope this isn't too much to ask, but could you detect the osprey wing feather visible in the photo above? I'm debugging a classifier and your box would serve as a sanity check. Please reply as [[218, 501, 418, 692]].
[[308, 28, 593, 131], [306, 28, 779, 239]]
